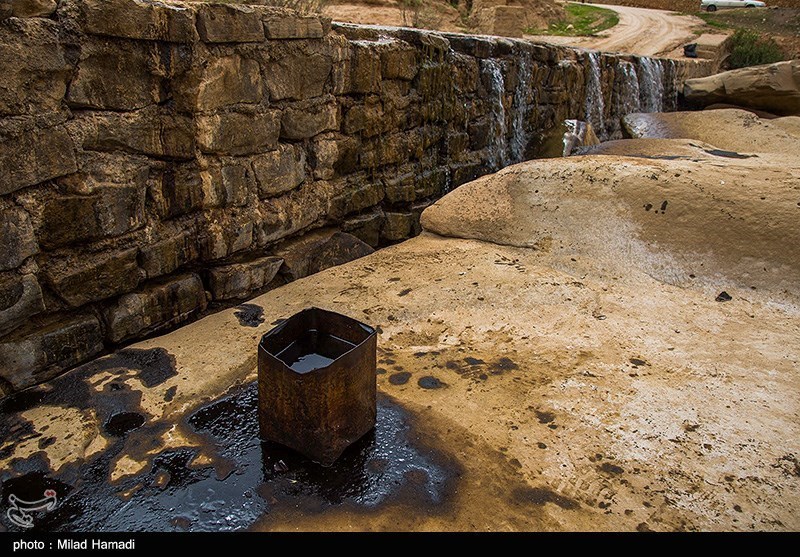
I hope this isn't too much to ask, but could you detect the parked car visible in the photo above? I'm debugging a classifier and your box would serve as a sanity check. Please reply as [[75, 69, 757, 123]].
[[701, 0, 767, 12]]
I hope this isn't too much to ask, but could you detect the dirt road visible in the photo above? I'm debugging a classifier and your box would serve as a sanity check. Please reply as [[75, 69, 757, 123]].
[[527, 3, 705, 57]]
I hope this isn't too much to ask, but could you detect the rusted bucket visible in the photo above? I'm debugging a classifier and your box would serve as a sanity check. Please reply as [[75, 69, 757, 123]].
[[257, 307, 377, 466]]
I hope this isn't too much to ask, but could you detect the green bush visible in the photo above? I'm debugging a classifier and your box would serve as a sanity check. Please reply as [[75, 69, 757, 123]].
[[727, 29, 785, 70]]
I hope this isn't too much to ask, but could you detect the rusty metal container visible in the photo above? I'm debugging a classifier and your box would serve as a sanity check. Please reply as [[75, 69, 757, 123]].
[[257, 307, 377, 466]]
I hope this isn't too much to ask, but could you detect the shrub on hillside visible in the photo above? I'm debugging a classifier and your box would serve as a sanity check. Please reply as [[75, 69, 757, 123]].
[[727, 29, 786, 69]]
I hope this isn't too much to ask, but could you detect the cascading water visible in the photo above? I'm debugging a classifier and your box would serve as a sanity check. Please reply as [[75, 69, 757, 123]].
[[638, 57, 665, 113], [481, 58, 508, 171], [584, 51, 605, 137], [617, 61, 641, 117], [510, 57, 531, 164]]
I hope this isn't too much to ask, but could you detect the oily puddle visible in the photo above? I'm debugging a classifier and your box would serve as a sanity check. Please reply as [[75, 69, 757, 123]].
[[0, 384, 459, 532]]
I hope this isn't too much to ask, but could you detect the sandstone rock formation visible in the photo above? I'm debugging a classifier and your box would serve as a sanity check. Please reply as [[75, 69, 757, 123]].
[[684, 59, 800, 116]]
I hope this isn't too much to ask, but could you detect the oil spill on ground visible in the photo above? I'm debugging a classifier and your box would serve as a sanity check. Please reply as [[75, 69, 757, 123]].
[[512, 486, 579, 510], [417, 376, 444, 389], [1, 383, 456, 531], [234, 304, 265, 328], [388, 372, 411, 385], [0, 348, 177, 464], [534, 410, 555, 424], [104, 412, 146, 437], [444, 355, 520, 382]]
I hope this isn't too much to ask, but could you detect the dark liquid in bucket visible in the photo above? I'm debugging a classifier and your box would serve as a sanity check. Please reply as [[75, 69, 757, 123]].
[[276, 330, 356, 373]]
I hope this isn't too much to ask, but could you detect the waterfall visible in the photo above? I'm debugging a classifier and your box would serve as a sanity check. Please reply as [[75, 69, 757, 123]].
[[510, 57, 531, 164], [481, 58, 508, 171], [618, 61, 641, 117], [584, 51, 605, 136], [638, 57, 665, 113]]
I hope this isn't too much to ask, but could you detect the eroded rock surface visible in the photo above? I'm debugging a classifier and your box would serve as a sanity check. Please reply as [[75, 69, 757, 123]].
[[684, 60, 800, 116]]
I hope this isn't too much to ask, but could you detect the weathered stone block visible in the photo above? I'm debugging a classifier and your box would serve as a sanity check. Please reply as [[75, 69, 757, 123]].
[[0, 120, 78, 196], [84, 107, 195, 159], [256, 181, 334, 246], [0, 18, 70, 116], [415, 167, 448, 199], [11, 0, 56, 18], [138, 230, 197, 279], [199, 219, 254, 261], [382, 211, 413, 241], [281, 96, 339, 140], [39, 186, 146, 249], [200, 161, 253, 207], [196, 3, 264, 43], [152, 163, 204, 219], [0, 208, 38, 271], [343, 101, 384, 137], [82, 0, 198, 43], [197, 109, 280, 155], [0, 313, 104, 390], [193, 55, 263, 111], [381, 46, 418, 81], [273, 229, 373, 281], [349, 43, 381, 94], [266, 53, 332, 101], [263, 13, 325, 39], [252, 144, 305, 199], [451, 161, 484, 188], [330, 179, 384, 220], [468, 118, 493, 150], [0, 273, 45, 337], [377, 131, 413, 166], [311, 134, 359, 180], [206, 255, 283, 301], [447, 131, 470, 159], [68, 39, 163, 111], [103, 273, 207, 343], [329, 33, 352, 95], [46, 248, 140, 307], [342, 210, 384, 247], [384, 172, 415, 204]]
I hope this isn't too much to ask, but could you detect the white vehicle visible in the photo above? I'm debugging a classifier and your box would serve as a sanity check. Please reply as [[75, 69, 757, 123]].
[[701, 0, 767, 12]]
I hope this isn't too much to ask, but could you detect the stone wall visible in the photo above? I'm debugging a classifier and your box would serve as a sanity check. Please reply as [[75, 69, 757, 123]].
[[0, 0, 714, 394]]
